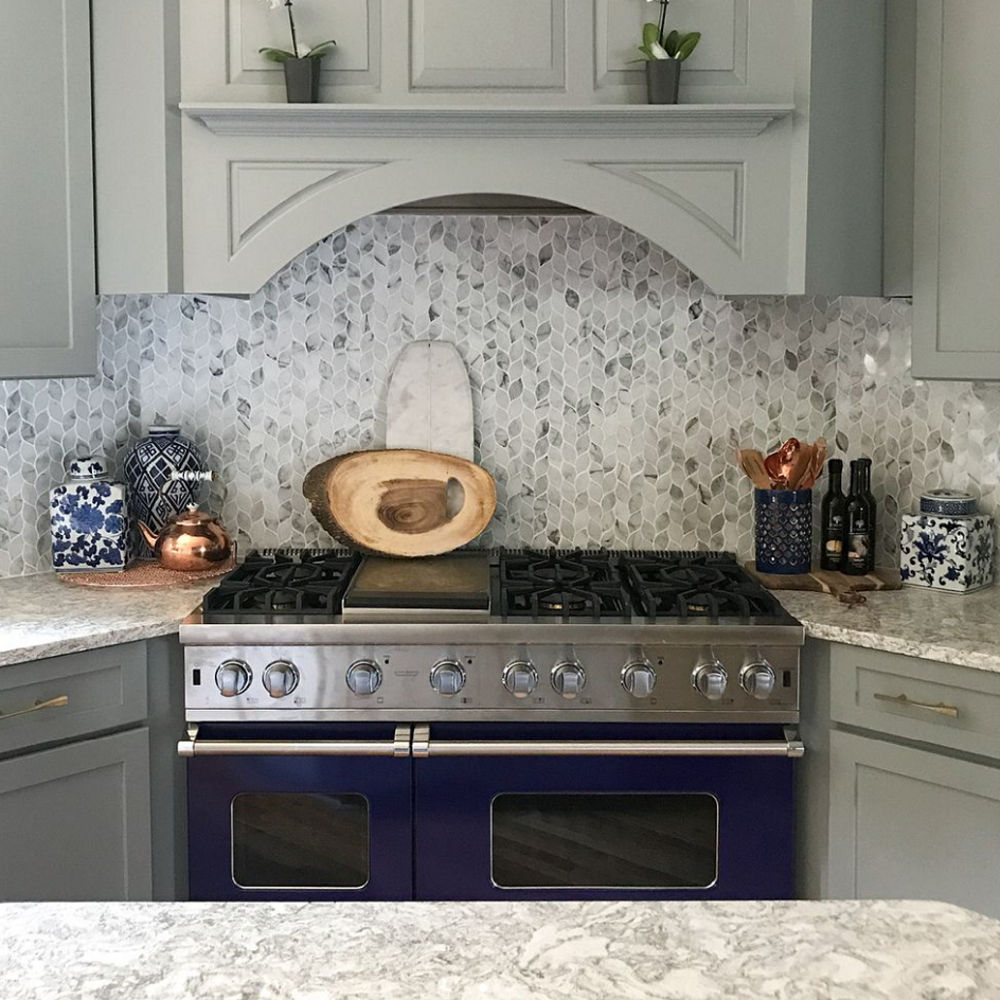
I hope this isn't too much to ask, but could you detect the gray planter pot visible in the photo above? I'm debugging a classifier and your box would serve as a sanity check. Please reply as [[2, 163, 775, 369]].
[[645, 59, 681, 104], [283, 57, 320, 103]]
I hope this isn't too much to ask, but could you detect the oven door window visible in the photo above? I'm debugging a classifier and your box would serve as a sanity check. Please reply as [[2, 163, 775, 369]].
[[491, 792, 718, 890], [231, 793, 370, 890]]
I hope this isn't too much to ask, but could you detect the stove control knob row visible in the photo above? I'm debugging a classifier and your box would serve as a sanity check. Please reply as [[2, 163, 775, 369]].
[[551, 661, 586, 699], [621, 660, 657, 699], [215, 659, 251, 698], [503, 660, 538, 698], [347, 660, 382, 696], [692, 657, 728, 701], [263, 660, 299, 699], [740, 659, 776, 700], [430, 660, 466, 697]]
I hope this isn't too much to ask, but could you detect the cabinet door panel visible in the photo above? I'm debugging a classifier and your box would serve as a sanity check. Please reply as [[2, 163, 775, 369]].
[[0, 729, 152, 901], [829, 730, 1000, 918], [913, 0, 1000, 377], [0, 0, 96, 378]]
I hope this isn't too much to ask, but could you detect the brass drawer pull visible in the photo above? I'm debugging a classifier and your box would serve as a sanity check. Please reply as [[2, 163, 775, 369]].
[[873, 692, 959, 718], [0, 694, 70, 723]]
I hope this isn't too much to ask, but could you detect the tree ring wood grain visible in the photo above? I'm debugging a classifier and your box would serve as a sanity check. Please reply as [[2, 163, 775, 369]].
[[303, 449, 497, 557]]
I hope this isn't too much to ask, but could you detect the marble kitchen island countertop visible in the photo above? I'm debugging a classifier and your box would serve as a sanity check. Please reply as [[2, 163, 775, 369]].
[[778, 583, 1000, 674], [0, 572, 215, 667], [1, 899, 998, 999]]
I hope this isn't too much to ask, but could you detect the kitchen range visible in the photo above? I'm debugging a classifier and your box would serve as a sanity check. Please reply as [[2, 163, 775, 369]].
[[179, 547, 804, 902]]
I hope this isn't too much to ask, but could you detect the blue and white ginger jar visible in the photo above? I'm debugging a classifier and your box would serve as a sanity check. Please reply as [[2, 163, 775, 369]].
[[50, 456, 130, 572], [900, 512, 995, 593]]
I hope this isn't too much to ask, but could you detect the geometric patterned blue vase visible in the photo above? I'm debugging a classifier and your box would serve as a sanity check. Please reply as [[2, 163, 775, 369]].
[[123, 425, 207, 557], [49, 456, 130, 572]]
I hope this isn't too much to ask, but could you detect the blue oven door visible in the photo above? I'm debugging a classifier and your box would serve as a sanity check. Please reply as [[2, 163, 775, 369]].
[[413, 723, 800, 901], [184, 724, 413, 901]]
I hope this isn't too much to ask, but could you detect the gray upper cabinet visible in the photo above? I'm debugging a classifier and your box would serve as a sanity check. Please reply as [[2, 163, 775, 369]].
[[0, 0, 97, 379], [913, 0, 1000, 379]]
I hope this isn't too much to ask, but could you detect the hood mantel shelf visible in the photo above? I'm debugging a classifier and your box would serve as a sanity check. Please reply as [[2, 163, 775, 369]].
[[179, 103, 794, 140]]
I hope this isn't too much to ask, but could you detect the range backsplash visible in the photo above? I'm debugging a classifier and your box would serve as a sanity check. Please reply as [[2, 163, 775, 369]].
[[1, 214, 996, 578]]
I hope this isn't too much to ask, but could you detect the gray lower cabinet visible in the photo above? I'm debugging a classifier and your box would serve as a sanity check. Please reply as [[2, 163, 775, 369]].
[[0, 0, 97, 379], [797, 640, 1000, 918], [827, 730, 1000, 919], [0, 637, 186, 901], [0, 728, 152, 901]]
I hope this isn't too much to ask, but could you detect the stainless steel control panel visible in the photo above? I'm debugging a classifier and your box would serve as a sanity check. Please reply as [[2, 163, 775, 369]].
[[184, 643, 800, 723]]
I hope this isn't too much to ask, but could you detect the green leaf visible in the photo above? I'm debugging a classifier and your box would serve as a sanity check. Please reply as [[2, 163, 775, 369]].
[[642, 22, 661, 48], [308, 39, 337, 58], [675, 31, 701, 61], [664, 29, 681, 57], [648, 39, 670, 59], [258, 46, 293, 62], [635, 45, 654, 61]]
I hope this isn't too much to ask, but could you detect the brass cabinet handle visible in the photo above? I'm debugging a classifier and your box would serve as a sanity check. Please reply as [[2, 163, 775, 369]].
[[0, 694, 69, 722], [873, 692, 959, 718]]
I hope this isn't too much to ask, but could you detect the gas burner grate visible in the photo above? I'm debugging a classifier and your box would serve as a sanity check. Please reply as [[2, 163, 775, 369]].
[[201, 549, 361, 623], [498, 550, 632, 622], [621, 552, 786, 622]]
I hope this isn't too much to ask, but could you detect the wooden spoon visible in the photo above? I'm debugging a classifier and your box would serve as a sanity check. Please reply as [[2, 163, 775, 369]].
[[739, 449, 773, 490], [804, 438, 828, 488]]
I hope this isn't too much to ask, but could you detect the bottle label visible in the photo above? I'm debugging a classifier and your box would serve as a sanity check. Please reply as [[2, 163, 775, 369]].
[[846, 533, 869, 568]]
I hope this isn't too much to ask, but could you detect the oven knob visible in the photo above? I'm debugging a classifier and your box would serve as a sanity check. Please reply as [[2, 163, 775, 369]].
[[263, 660, 299, 699], [502, 660, 538, 698], [692, 658, 728, 701], [215, 659, 251, 698], [551, 661, 586, 699], [741, 660, 776, 700], [430, 660, 466, 697], [621, 660, 657, 699], [346, 660, 382, 696]]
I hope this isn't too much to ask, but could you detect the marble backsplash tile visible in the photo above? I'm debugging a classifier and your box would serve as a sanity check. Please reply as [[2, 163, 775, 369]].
[[0, 215, 993, 577]]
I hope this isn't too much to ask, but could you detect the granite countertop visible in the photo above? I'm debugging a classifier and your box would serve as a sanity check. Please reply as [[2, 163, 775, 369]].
[[4, 568, 1000, 674], [1, 899, 997, 999], [0, 572, 216, 667], [779, 584, 1000, 674]]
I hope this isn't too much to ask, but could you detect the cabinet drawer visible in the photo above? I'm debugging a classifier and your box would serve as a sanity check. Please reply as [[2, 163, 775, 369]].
[[829, 644, 1000, 760], [0, 643, 147, 757]]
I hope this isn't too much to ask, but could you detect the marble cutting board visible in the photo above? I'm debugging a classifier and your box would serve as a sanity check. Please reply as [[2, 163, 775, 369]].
[[385, 341, 474, 461]]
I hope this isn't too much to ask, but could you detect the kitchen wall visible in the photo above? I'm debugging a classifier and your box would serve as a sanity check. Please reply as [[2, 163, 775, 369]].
[[0, 214, 995, 577]]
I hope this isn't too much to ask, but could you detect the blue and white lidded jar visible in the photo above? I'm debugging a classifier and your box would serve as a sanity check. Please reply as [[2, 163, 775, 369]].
[[49, 456, 130, 572], [123, 425, 210, 556], [900, 512, 995, 593]]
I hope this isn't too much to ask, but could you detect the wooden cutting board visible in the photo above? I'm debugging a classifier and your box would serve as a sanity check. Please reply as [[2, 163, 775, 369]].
[[303, 449, 496, 557], [385, 341, 474, 461], [745, 562, 902, 598]]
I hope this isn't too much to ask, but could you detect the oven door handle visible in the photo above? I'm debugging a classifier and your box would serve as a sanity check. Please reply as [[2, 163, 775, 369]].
[[410, 726, 805, 759], [177, 724, 412, 758]]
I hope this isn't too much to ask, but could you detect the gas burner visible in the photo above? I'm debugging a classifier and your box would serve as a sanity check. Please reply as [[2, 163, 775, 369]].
[[202, 549, 360, 624], [622, 553, 786, 622], [498, 550, 632, 622]]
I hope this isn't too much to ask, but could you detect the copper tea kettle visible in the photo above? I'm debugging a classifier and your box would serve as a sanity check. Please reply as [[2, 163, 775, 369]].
[[138, 505, 232, 571]]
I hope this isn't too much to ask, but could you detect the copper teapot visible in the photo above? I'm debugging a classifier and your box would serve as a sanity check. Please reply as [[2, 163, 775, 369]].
[[138, 506, 232, 572]]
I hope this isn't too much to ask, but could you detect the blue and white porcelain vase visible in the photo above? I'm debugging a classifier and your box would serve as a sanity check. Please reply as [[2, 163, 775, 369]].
[[49, 456, 130, 572], [900, 512, 995, 593], [124, 425, 208, 556]]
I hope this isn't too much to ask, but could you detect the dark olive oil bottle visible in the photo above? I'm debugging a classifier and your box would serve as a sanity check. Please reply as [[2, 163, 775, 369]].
[[820, 459, 847, 571], [844, 458, 876, 575]]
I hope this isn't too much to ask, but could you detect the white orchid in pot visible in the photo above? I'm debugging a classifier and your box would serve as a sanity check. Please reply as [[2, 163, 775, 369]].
[[638, 0, 701, 104], [258, 0, 336, 104]]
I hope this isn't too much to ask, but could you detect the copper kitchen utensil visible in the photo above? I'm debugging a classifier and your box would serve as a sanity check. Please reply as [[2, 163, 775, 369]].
[[739, 450, 772, 490], [786, 443, 814, 490], [137, 506, 233, 572]]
